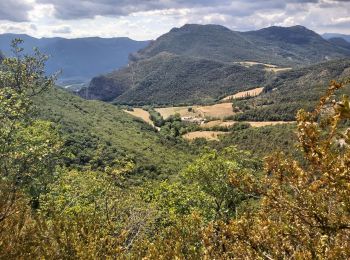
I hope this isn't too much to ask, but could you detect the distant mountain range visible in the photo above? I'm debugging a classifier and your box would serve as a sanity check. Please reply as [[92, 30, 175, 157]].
[[80, 24, 350, 105], [0, 34, 149, 85]]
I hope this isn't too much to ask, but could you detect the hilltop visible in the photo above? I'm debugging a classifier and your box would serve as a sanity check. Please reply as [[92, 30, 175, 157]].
[[133, 24, 350, 66]]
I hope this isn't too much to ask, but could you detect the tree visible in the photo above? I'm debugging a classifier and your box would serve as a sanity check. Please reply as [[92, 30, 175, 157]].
[[183, 146, 262, 221], [0, 39, 60, 208]]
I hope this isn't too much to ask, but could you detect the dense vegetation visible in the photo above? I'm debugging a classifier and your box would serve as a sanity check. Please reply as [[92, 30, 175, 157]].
[[1, 40, 350, 259], [215, 123, 299, 157], [36, 85, 196, 182]]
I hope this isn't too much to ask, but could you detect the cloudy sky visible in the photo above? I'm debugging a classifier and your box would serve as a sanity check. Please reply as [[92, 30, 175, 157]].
[[0, 0, 349, 40]]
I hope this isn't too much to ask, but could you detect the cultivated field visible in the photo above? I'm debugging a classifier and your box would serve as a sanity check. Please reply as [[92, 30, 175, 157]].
[[201, 120, 295, 128], [183, 131, 229, 141], [248, 121, 294, 127], [221, 87, 264, 101], [124, 108, 154, 126], [234, 61, 292, 73], [155, 102, 236, 119]]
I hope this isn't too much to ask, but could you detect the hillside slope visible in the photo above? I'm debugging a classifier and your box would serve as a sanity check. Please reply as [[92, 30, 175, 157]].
[[81, 52, 269, 105], [35, 87, 193, 180], [323, 33, 350, 43], [0, 34, 149, 84], [234, 59, 350, 121], [327, 38, 350, 50]]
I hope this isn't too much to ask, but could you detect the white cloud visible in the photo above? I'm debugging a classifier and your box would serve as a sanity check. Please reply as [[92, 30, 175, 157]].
[[0, 0, 349, 40]]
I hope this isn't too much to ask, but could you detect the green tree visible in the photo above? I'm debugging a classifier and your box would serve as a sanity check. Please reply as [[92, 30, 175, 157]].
[[0, 39, 60, 208], [182, 146, 262, 220]]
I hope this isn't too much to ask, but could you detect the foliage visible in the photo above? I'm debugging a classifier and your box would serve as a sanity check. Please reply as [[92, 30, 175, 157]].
[[35, 87, 195, 181], [182, 147, 262, 220], [0, 39, 60, 206], [213, 123, 299, 158]]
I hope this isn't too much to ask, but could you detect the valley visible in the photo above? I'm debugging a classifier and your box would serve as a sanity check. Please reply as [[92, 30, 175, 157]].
[[1, 18, 350, 258], [121, 85, 296, 141]]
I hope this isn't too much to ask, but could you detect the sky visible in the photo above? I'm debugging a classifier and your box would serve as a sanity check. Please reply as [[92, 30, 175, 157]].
[[0, 0, 349, 40]]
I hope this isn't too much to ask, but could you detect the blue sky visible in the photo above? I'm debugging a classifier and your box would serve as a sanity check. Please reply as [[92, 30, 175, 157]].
[[0, 0, 349, 40]]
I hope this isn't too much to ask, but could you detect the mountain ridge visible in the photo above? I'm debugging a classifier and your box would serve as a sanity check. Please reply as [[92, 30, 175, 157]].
[[132, 24, 350, 66]]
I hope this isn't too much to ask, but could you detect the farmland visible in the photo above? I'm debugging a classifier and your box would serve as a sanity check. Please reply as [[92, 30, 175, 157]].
[[155, 102, 236, 119], [182, 131, 229, 141], [221, 87, 264, 101], [124, 108, 154, 126], [201, 120, 294, 129]]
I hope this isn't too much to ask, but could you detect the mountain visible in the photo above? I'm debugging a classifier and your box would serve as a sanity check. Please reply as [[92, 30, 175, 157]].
[[35, 87, 193, 180], [233, 59, 350, 121], [0, 34, 149, 85], [323, 33, 350, 43], [81, 24, 350, 105], [133, 24, 350, 67], [80, 52, 269, 105], [327, 37, 350, 50]]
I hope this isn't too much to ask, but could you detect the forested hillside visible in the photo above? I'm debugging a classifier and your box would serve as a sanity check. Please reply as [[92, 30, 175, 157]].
[[83, 52, 269, 104], [328, 37, 350, 50], [35, 87, 194, 181]]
